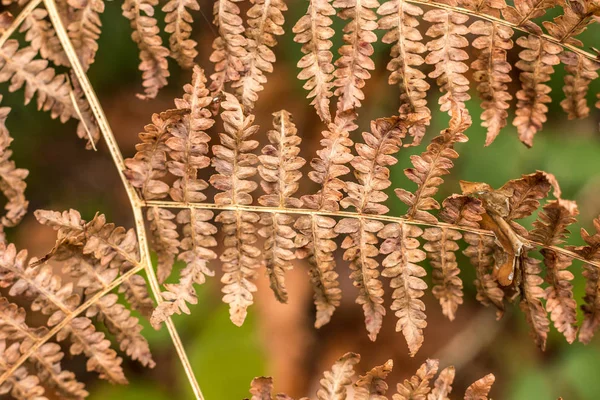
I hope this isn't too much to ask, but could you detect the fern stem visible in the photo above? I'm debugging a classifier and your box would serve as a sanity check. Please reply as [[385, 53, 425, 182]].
[[0, 262, 145, 385], [43, 2, 205, 398], [144, 200, 600, 269], [406, 0, 597, 63], [0, 0, 44, 49], [133, 205, 206, 400]]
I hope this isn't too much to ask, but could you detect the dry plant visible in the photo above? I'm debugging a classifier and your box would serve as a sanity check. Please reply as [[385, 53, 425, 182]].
[[0, 0, 598, 398], [246, 352, 495, 399]]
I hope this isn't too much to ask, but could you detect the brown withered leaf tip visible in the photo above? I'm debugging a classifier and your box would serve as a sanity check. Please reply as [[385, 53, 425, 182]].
[[246, 352, 495, 400]]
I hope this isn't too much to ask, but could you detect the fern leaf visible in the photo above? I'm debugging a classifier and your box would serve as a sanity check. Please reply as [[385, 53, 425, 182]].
[[424, 5, 471, 118], [66, 0, 104, 71], [463, 232, 505, 317], [162, 0, 199, 69], [0, 243, 128, 384], [210, 93, 260, 326], [424, 195, 487, 320], [87, 294, 155, 368], [0, 98, 28, 237], [394, 358, 438, 399], [258, 110, 304, 303], [296, 118, 353, 327], [332, 0, 379, 117], [209, 0, 247, 94], [0, 40, 95, 147], [469, 17, 513, 145], [378, 0, 430, 145], [337, 116, 408, 339], [512, 36, 561, 147], [152, 67, 218, 324], [379, 223, 427, 356], [531, 199, 578, 342], [34, 209, 154, 317], [395, 108, 470, 224], [0, 340, 48, 400], [543, 0, 600, 46], [60, 317, 127, 384], [54, 246, 154, 368], [519, 255, 550, 350], [428, 366, 455, 400], [21, 9, 68, 67], [234, 0, 287, 110], [122, 0, 170, 100], [293, 0, 336, 123], [463, 373, 495, 400], [316, 352, 360, 400], [125, 109, 188, 200], [248, 353, 495, 400], [502, 171, 557, 235], [147, 207, 179, 284], [503, 0, 557, 33], [572, 217, 600, 343], [559, 52, 599, 120], [152, 209, 216, 325], [249, 376, 273, 400], [354, 359, 393, 400], [0, 297, 88, 399]]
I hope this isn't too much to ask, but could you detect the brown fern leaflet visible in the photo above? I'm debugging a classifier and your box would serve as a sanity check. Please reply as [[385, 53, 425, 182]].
[[247, 351, 495, 399]]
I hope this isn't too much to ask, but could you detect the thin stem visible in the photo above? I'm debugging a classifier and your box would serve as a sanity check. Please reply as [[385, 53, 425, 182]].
[[0, 0, 44, 49], [144, 200, 600, 269], [43, 1, 204, 398], [133, 205, 205, 400]]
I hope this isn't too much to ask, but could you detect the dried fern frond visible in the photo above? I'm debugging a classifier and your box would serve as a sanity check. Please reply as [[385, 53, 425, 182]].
[[559, 52, 599, 120], [336, 116, 409, 340], [210, 93, 261, 326], [466, 0, 513, 145], [396, 107, 470, 224], [66, 0, 104, 71], [572, 218, 600, 343], [0, 339, 48, 400], [531, 199, 578, 343], [258, 110, 304, 303], [378, 222, 427, 356], [512, 35, 561, 147], [122, 0, 170, 99], [293, 0, 336, 123], [0, 241, 129, 385], [209, 0, 247, 94], [296, 117, 354, 327], [502, 0, 558, 33], [234, 0, 287, 110], [519, 254, 550, 350], [247, 352, 496, 399], [332, 0, 379, 118], [20, 8, 68, 67], [0, 39, 97, 147], [35, 209, 154, 317], [0, 297, 88, 399], [163, 0, 199, 69], [423, 195, 485, 321], [542, 0, 600, 46], [424, 4, 471, 118], [0, 97, 28, 240], [378, 0, 430, 145]]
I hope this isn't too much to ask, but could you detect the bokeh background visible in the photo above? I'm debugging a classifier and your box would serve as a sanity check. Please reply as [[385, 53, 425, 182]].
[[2, 0, 600, 398]]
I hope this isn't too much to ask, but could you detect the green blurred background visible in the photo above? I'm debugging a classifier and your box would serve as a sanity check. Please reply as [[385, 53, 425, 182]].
[[2, 0, 600, 398]]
